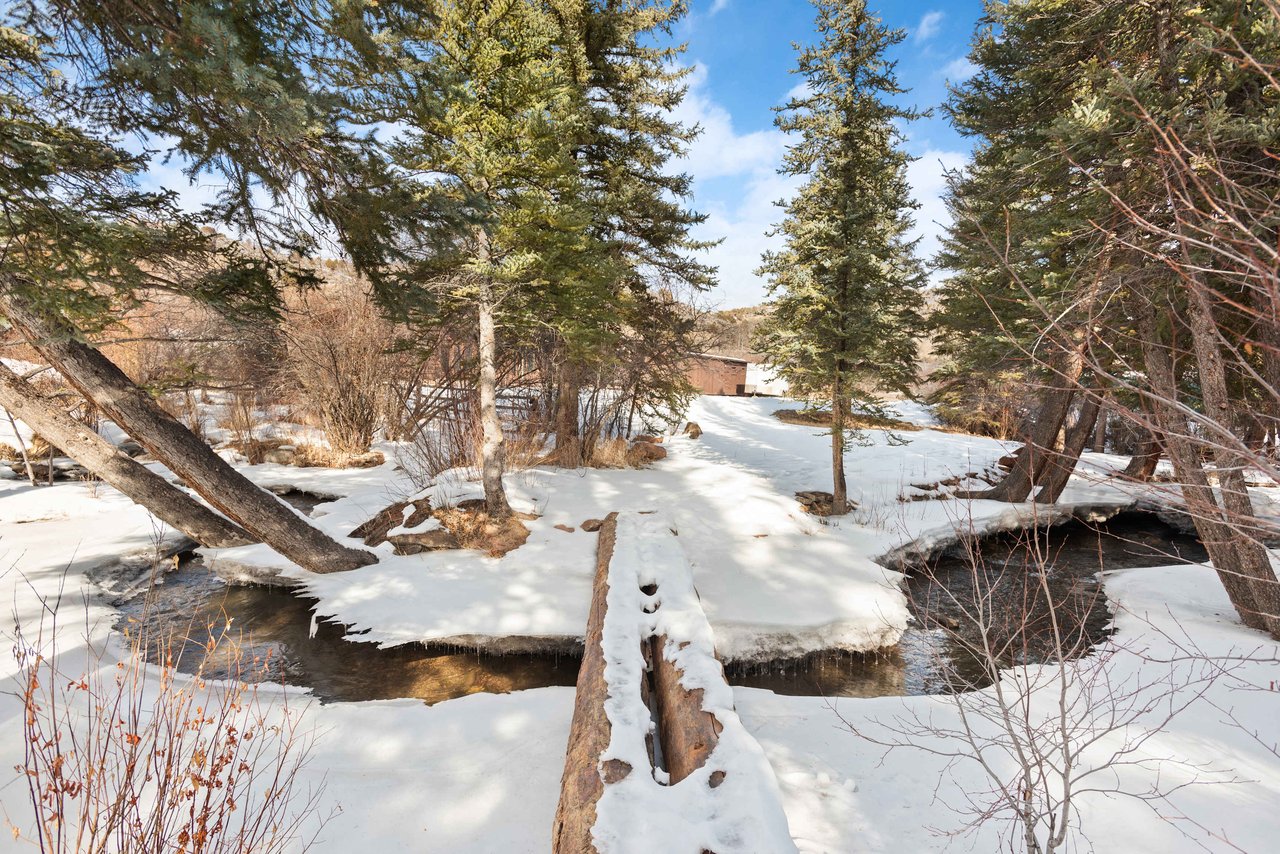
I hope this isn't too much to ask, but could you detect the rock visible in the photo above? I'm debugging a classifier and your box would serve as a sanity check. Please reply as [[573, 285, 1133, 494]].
[[554, 524, 576, 533], [117, 440, 145, 458], [683, 421, 702, 439], [626, 441, 668, 467], [388, 528, 462, 555], [794, 490, 856, 516], [633, 434, 663, 444], [263, 447, 297, 466], [581, 518, 604, 532], [351, 498, 434, 546]]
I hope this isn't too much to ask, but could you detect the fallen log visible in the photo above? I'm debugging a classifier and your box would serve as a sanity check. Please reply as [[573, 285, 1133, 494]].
[[553, 512, 626, 853]]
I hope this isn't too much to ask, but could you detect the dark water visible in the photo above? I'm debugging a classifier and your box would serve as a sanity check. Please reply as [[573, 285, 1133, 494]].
[[728, 513, 1208, 697], [111, 509, 1205, 705]]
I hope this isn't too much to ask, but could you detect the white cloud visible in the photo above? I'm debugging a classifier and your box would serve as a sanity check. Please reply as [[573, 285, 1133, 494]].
[[672, 65, 787, 182], [941, 56, 979, 82], [905, 148, 969, 282], [669, 64, 795, 308], [915, 10, 945, 44], [710, 0, 731, 15]]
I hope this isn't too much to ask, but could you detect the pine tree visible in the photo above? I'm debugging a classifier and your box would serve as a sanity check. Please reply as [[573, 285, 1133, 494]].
[[350, 0, 593, 517], [755, 0, 925, 516], [548, 0, 713, 465], [936, 0, 1280, 636]]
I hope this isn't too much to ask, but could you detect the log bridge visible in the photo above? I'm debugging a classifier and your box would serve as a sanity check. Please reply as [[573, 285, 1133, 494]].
[[552, 512, 796, 854]]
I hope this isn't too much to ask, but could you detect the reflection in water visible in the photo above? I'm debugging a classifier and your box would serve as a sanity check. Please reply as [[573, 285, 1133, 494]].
[[110, 511, 1205, 704], [728, 512, 1207, 697]]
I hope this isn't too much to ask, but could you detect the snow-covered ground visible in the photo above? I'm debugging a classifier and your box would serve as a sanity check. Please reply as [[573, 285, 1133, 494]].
[[205, 396, 1142, 661], [0, 395, 1277, 851]]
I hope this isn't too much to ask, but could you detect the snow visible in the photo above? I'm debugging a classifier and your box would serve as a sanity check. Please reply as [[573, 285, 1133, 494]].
[[592, 512, 796, 853], [1, 393, 1278, 851]]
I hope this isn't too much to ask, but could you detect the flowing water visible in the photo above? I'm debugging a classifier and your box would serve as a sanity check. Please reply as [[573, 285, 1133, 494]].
[[109, 506, 1206, 705]]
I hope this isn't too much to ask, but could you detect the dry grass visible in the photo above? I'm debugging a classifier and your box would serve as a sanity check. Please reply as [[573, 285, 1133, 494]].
[[583, 437, 631, 469], [433, 504, 532, 557], [293, 444, 384, 469], [0, 441, 21, 461], [773, 407, 923, 432]]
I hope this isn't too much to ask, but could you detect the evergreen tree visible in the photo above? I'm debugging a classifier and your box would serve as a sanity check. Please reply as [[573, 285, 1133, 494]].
[[755, 0, 925, 515], [548, 0, 713, 465], [351, 0, 592, 517]]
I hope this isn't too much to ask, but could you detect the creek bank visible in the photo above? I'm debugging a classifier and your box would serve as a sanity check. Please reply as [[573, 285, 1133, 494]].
[[103, 510, 1205, 705]]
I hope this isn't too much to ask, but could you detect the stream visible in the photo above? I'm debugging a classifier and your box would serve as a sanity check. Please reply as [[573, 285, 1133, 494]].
[[109, 502, 1206, 705]]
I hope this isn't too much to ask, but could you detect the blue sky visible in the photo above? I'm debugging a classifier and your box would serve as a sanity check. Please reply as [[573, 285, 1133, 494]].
[[670, 0, 984, 307]]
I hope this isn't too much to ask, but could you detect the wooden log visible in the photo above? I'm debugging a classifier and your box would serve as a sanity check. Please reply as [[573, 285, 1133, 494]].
[[553, 512, 627, 854], [650, 635, 723, 786]]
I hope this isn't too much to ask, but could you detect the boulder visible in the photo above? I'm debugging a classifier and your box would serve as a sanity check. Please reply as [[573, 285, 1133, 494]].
[[626, 441, 668, 467], [683, 421, 702, 439], [633, 434, 663, 444], [388, 528, 462, 555], [263, 446, 297, 466]]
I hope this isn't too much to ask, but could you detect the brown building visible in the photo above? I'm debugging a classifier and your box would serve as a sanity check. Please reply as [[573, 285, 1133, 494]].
[[685, 353, 749, 396]]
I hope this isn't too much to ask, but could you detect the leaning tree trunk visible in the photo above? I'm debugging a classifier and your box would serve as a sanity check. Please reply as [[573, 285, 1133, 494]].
[[0, 290, 375, 573], [1034, 394, 1101, 505], [962, 371, 1079, 502], [1140, 304, 1280, 637], [0, 361, 254, 547], [1183, 280, 1280, 636], [476, 282, 512, 519], [830, 377, 850, 516], [1121, 432, 1163, 482]]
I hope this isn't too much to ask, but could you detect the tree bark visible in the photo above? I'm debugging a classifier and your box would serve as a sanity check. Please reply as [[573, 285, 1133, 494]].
[[1034, 394, 1101, 505], [1091, 399, 1107, 453], [0, 290, 375, 573], [830, 377, 849, 515], [3, 404, 38, 486], [650, 633, 722, 785], [1183, 282, 1280, 635], [1121, 432, 1163, 482], [476, 281, 513, 519], [553, 513, 625, 854], [1140, 303, 1280, 637], [553, 355, 583, 468], [0, 361, 254, 547]]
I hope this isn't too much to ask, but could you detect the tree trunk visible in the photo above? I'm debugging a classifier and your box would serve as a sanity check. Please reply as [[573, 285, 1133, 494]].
[[1121, 433, 1163, 482], [1091, 400, 1107, 453], [476, 283, 513, 519], [1183, 282, 1280, 635], [1035, 395, 1101, 505], [830, 378, 849, 515], [1140, 303, 1280, 637], [0, 290, 374, 573], [3, 404, 38, 486], [0, 361, 254, 547], [962, 376, 1078, 502], [553, 355, 583, 468]]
